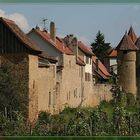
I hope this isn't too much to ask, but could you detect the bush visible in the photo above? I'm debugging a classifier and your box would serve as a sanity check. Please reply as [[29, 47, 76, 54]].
[[126, 92, 135, 107], [0, 111, 29, 136]]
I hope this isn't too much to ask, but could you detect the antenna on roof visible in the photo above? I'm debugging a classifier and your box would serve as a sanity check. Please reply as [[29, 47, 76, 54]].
[[35, 24, 40, 30], [42, 18, 48, 31]]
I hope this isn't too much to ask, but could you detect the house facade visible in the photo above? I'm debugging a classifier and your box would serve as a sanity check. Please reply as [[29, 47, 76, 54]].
[[0, 17, 113, 123], [0, 17, 58, 123], [27, 23, 86, 111]]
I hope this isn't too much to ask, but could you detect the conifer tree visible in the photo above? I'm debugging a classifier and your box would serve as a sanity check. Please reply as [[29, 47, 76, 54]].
[[91, 30, 111, 60]]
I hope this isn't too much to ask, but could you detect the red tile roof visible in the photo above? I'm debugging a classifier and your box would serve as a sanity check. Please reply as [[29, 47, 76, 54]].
[[30, 28, 73, 55], [92, 55, 111, 79], [128, 26, 137, 43], [78, 41, 94, 56], [135, 37, 140, 49], [0, 17, 41, 53], [116, 33, 138, 51], [95, 69, 108, 79], [108, 49, 117, 58], [76, 57, 85, 66], [38, 52, 57, 63]]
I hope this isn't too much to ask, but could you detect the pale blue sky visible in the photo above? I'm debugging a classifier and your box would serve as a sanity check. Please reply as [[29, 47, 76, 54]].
[[0, 4, 140, 47]]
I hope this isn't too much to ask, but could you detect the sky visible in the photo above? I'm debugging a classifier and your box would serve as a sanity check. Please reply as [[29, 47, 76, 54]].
[[0, 4, 140, 47]]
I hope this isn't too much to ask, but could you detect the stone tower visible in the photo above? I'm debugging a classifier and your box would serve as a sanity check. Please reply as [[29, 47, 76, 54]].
[[116, 32, 138, 97]]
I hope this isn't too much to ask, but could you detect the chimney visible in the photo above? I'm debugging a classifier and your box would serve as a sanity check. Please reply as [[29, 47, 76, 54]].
[[50, 21, 56, 42], [96, 58, 99, 71]]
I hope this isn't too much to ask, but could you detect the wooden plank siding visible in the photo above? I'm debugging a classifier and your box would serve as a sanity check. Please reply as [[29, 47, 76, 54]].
[[0, 22, 37, 54]]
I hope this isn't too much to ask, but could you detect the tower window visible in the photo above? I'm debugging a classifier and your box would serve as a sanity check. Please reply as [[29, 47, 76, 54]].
[[123, 51, 127, 54]]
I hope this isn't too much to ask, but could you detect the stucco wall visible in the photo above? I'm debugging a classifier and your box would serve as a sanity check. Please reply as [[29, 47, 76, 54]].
[[37, 64, 57, 114], [56, 54, 112, 111], [28, 55, 39, 123], [0, 53, 113, 122], [28, 55, 57, 122], [57, 54, 84, 111]]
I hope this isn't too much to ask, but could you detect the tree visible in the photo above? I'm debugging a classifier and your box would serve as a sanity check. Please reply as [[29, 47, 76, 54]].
[[0, 67, 28, 118], [91, 30, 111, 60]]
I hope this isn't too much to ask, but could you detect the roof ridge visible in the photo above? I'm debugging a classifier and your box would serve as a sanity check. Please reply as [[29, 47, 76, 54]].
[[0, 17, 15, 24]]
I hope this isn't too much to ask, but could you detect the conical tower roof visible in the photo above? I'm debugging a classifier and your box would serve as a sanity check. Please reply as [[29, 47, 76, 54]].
[[135, 36, 140, 49], [128, 26, 137, 43], [116, 32, 138, 51]]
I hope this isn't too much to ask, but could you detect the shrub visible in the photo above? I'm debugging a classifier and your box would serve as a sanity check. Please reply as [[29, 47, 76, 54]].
[[126, 92, 135, 107]]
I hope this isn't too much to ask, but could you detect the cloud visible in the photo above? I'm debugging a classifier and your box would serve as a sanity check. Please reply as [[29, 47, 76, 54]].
[[0, 9, 29, 31]]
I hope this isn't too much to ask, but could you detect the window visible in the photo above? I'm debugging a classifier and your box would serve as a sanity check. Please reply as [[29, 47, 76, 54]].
[[53, 93, 56, 105], [85, 73, 88, 81], [89, 58, 91, 64], [85, 73, 91, 81], [74, 89, 77, 98], [67, 92, 69, 101], [69, 91, 71, 100], [33, 80, 35, 88], [86, 56, 89, 64], [49, 92, 51, 105], [123, 51, 127, 54], [69, 60, 71, 68]]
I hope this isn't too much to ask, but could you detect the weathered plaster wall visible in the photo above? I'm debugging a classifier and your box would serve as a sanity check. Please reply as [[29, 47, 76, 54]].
[[57, 54, 84, 111], [37, 64, 57, 114]]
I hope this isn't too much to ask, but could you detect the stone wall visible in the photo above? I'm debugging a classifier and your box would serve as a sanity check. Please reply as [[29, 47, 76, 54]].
[[82, 81, 98, 107], [82, 83, 112, 107], [118, 51, 137, 96], [93, 84, 112, 103], [0, 53, 113, 123]]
